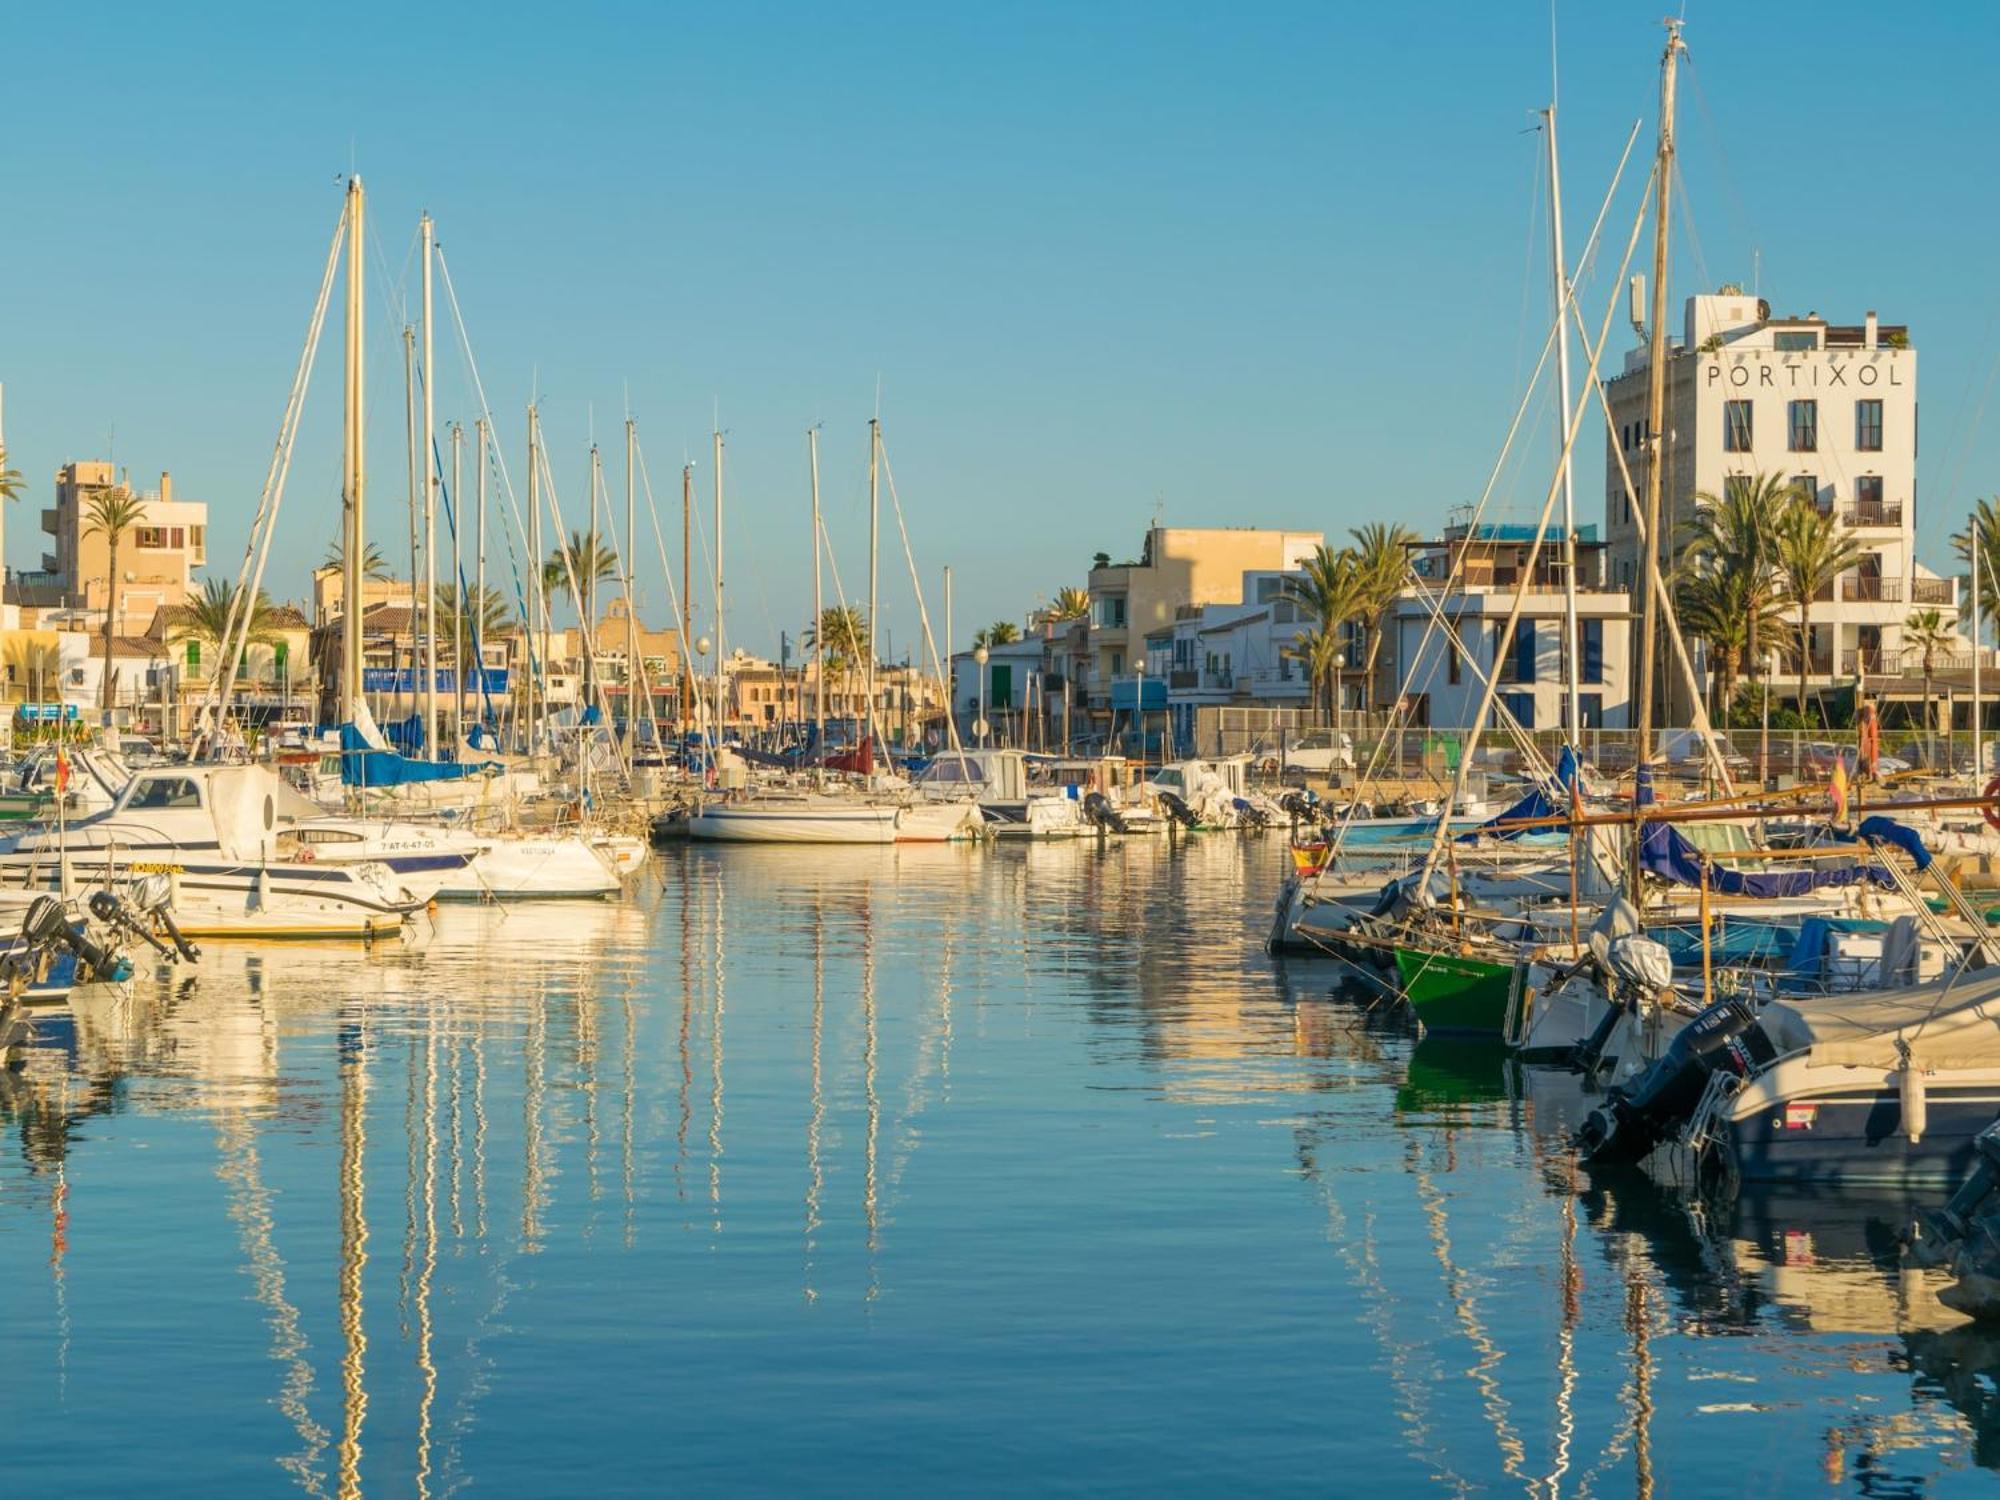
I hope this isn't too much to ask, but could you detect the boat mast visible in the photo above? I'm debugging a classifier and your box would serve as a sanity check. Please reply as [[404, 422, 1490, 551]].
[[713, 427, 725, 747], [450, 420, 464, 742], [589, 442, 603, 711], [421, 213, 438, 759], [1544, 105, 1583, 745], [403, 325, 418, 728], [527, 404, 541, 755], [682, 462, 693, 737], [1633, 19, 1683, 786], [339, 176, 366, 724], [809, 427, 824, 770], [475, 417, 487, 734], [1976, 528, 1985, 785], [625, 416, 639, 751], [867, 417, 880, 757]]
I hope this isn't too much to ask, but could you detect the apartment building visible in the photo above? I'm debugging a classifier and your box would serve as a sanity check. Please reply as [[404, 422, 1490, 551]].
[[29, 462, 208, 626]]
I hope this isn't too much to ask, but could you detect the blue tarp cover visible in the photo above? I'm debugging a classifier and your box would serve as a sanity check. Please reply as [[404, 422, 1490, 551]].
[[1634, 766, 1893, 897], [339, 724, 496, 788]]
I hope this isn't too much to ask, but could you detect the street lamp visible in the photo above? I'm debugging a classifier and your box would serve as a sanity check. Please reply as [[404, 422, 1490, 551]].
[[1333, 651, 1347, 777], [1760, 648, 1776, 787], [973, 643, 989, 748], [1134, 656, 1147, 768]]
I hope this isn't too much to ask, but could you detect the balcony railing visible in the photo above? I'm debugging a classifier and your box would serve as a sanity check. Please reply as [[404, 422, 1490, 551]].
[[1168, 669, 1199, 690], [1842, 650, 1889, 675], [1841, 501, 1903, 528], [1911, 577, 1955, 606], [1842, 576, 1900, 603]]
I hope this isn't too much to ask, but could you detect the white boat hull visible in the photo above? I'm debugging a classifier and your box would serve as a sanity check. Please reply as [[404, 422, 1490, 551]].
[[895, 802, 985, 843], [0, 853, 415, 939], [687, 804, 899, 844], [435, 834, 623, 900]]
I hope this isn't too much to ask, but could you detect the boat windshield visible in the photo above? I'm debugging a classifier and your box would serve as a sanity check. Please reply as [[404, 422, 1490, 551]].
[[918, 757, 987, 788]]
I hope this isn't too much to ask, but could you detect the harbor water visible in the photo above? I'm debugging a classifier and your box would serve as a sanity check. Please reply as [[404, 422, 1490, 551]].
[[2, 836, 1997, 1494]]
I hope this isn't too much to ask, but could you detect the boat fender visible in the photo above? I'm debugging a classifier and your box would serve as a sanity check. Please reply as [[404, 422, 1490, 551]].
[[1900, 1041, 1928, 1145], [1984, 777, 2000, 833]]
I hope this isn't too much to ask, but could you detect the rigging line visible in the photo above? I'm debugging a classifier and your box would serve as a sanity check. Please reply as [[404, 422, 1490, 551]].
[[1680, 53, 1756, 296], [1669, 165, 1713, 321], [1512, 119, 1548, 416], [878, 439, 971, 756]]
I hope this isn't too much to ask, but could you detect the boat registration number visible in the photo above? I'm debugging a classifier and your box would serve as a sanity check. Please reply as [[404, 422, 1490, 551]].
[[130, 861, 184, 874]]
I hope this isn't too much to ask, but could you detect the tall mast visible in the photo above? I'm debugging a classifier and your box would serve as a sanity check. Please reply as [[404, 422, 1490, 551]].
[[1633, 18, 1684, 786], [450, 420, 463, 741], [420, 213, 437, 758], [625, 417, 639, 749], [588, 442, 603, 710], [867, 417, 880, 753], [809, 427, 824, 767], [682, 462, 693, 735], [403, 325, 417, 727], [713, 428, 725, 741], [339, 175, 366, 723], [1544, 105, 1583, 745], [475, 417, 487, 732], [1976, 528, 1985, 786], [527, 404, 541, 754]]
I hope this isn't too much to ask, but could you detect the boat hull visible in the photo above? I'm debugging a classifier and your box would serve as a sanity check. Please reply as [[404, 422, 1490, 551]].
[[0, 855, 416, 939], [1728, 1072, 2000, 1186], [1393, 947, 1517, 1037], [686, 805, 899, 845]]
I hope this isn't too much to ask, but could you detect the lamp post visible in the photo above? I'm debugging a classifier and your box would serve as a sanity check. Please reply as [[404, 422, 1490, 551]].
[[973, 643, 989, 748], [1760, 648, 1775, 788], [1134, 657, 1147, 769], [1333, 651, 1346, 781]]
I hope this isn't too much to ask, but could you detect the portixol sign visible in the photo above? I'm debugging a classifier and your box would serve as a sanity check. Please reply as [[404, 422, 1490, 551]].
[[1704, 360, 1906, 390]]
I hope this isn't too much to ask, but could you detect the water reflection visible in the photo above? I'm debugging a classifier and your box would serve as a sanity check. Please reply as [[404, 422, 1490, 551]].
[[0, 837, 1994, 1492]]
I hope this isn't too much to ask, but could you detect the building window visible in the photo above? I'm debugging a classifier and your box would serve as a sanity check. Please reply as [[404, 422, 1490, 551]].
[[1497, 691, 1535, 730], [1787, 399, 1817, 451], [1723, 401, 1753, 452], [1793, 475, 1819, 509], [186, 640, 200, 671], [1582, 618, 1603, 684], [1773, 330, 1817, 352], [1093, 594, 1127, 629], [1857, 399, 1884, 452], [1514, 619, 1538, 684], [1447, 621, 1462, 685]]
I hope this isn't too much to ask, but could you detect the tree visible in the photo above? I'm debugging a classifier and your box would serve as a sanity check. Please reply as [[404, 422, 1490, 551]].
[[543, 529, 617, 613], [320, 536, 390, 580], [1952, 497, 2000, 638], [1682, 474, 1787, 722], [183, 577, 281, 665], [1348, 522, 1416, 703], [1282, 544, 1366, 724], [984, 620, 1022, 647], [806, 604, 870, 719], [1283, 623, 1344, 726], [1771, 488, 1862, 720], [1904, 607, 1956, 759], [1049, 586, 1090, 621], [0, 445, 22, 599], [1675, 560, 1781, 726], [434, 583, 510, 682], [84, 484, 148, 710]]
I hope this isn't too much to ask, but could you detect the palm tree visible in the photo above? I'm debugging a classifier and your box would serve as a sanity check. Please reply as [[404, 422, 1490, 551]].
[[1676, 559, 1782, 725], [805, 605, 869, 721], [1952, 497, 2000, 638], [183, 576, 281, 665], [1348, 522, 1416, 704], [1772, 489, 1863, 720], [434, 583, 510, 685], [984, 620, 1022, 647], [1682, 474, 1787, 722], [84, 484, 148, 710], [543, 529, 617, 614], [1904, 607, 1956, 760], [0, 445, 23, 601], [1283, 623, 1344, 726], [320, 536, 390, 580], [1049, 586, 1090, 622], [1282, 544, 1366, 724]]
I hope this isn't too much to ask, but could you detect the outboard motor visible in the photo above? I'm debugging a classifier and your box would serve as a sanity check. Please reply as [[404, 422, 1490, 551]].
[[1576, 996, 1776, 1166], [1279, 789, 1324, 825], [1232, 797, 1271, 831], [1906, 1120, 2000, 1319], [1082, 792, 1130, 834], [18, 894, 130, 984], [1158, 791, 1200, 829], [125, 873, 199, 962], [88, 890, 177, 960]]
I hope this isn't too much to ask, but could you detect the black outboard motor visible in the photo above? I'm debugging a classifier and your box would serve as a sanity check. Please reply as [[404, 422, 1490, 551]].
[[18, 894, 127, 982], [1279, 789, 1324, 825], [1158, 791, 1199, 828], [88, 890, 177, 960], [124, 873, 199, 962], [1081, 792, 1130, 834], [1576, 997, 1776, 1166], [1232, 797, 1271, 830]]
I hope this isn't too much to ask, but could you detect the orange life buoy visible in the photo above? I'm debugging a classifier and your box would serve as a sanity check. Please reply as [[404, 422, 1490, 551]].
[[296, 846, 316, 863], [1983, 776, 2000, 833]]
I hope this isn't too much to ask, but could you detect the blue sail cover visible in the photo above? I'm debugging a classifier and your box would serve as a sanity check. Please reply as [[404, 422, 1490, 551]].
[[339, 723, 497, 788], [1457, 744, 1585, 843], [1634, 766, 1893, 897], [1824, 814, 1935, 873]]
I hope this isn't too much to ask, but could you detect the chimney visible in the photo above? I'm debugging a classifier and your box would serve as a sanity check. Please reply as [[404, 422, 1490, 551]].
[[1864, 311, 1878, 351], [159, 471, 172, 503]]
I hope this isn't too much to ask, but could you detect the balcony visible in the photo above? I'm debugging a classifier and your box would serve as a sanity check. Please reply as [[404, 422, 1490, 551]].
[[1911, 576, 1955, 606], [1841, 501, 1903, 528], [1842, 650, 1890, 675], [1168, 669, 1199, 690], [1841, 576, 1901, 603]]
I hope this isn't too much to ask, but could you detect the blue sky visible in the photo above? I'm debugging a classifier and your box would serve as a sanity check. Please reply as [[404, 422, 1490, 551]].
[[5, 2, 1996, 658]]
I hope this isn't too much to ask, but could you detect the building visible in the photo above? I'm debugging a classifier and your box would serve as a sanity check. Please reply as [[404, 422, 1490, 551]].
[[310, 564, 411, 629], [151, 601, 314, 735], [1084, 526, 1323, 720], [585, 596, 684, 726], [1604, 290, 1951, 711], [1385, 521, 1632, 730], [23, 462, 208, 624]]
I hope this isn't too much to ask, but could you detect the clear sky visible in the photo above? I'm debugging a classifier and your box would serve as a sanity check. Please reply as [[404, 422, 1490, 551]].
[[5, 2, 1996, 660]]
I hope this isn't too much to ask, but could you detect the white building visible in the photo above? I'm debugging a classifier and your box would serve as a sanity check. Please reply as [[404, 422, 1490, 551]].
[[1385, 522, 1632, 730], [1605, 291, 1952, 710]]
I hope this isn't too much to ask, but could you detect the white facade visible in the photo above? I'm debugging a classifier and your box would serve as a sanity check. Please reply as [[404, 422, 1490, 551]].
[[1387, 589, 1631, 731], [1605, 292, 1951, 697]]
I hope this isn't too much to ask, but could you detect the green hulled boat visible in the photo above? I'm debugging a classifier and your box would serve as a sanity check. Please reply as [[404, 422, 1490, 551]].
[[1392, 945, 1518, 1037]]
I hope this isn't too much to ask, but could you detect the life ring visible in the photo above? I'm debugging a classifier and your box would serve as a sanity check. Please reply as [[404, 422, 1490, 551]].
[[296, 846, 316, 863], [1984, 776, 2000, 833]]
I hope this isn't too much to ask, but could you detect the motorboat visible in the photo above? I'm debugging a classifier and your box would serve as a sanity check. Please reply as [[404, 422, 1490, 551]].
[[0, 764, 423, 938]]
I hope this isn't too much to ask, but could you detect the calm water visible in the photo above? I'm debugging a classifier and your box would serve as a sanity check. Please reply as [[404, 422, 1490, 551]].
[[2, 837, 1998, 1495]]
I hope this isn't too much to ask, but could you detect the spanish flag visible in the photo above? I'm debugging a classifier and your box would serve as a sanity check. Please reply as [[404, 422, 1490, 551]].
[[1829, 758, 1849, 822]]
